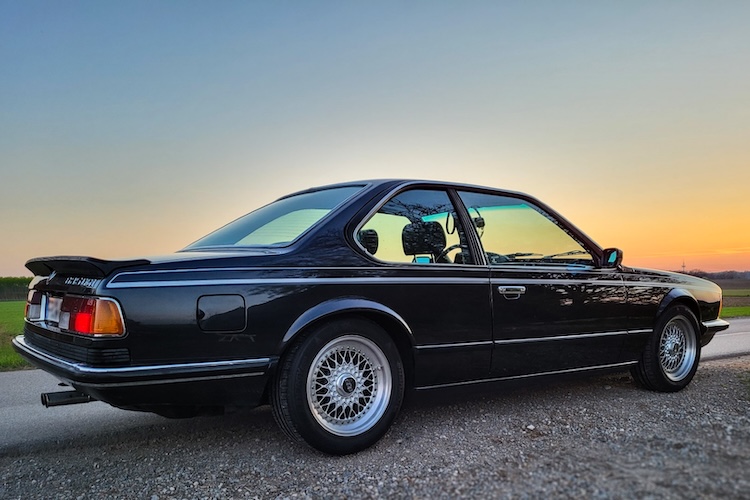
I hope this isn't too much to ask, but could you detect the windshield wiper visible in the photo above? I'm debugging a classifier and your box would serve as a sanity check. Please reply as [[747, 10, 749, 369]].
[[543, 250, 589, 259], [506, 252, 542, 259]]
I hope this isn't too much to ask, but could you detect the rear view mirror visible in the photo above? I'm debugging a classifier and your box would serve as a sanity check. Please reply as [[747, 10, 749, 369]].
[[601, 248, 623, 268]]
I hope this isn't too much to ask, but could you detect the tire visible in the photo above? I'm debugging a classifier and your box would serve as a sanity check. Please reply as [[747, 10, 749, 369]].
[[631, 304, 700, 392], [271, 317, 405, 455]]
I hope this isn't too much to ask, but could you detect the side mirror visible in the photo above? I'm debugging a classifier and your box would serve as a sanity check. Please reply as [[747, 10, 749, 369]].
[[601, 248, 623, 268]]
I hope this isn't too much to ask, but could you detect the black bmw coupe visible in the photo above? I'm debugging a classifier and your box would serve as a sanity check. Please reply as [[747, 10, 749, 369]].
[[15, 179, 728, 454]]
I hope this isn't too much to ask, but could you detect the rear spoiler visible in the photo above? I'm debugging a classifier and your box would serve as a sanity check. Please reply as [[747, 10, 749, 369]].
[[25, 256, 151, 278]]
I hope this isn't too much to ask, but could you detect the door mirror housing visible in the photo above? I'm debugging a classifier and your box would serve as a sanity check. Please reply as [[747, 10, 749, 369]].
[[601, 248, 623, 268]]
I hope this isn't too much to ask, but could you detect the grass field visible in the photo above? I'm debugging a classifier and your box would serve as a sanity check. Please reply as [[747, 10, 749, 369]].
[[0, 301, 28, 370], [718, 283, 750, 318], [722, 306, 750, 318]]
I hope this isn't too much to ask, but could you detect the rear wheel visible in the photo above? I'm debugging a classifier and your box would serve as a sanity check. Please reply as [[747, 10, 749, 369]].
[[271, 318, 404, 455], [631, 305, 700, 392]]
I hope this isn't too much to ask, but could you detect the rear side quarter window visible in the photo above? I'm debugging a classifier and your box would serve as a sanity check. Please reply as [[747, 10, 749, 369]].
[[357, 189, 473, 265]]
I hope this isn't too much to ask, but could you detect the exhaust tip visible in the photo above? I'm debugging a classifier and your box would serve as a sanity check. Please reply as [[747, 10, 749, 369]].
[[41, 391, 93, 407]]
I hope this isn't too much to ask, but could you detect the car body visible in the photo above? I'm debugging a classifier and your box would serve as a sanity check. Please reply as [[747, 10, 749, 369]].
[[15, 179, 729, 454]]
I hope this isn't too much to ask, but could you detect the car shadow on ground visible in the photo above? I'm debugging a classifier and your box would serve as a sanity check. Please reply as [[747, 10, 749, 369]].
[[3, 366, 640, 459]]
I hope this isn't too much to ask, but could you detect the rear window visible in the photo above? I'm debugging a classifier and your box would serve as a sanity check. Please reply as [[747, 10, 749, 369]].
[[184, 186, 363, 249]]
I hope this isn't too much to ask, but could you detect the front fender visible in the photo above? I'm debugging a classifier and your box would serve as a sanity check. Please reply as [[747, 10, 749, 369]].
[[280, 297, 415, 350], [656, 289, 700, 321]]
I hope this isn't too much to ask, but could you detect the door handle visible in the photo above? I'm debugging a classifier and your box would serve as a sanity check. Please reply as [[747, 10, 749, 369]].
[[497, 285, 526, 299]]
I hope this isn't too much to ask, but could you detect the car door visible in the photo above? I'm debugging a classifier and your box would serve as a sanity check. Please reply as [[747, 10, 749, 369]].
[[456, 190, 628, 378], [356, 187, 493, 387]]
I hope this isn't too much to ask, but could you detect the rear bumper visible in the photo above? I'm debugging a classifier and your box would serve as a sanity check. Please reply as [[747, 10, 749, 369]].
[[13, 335, 272, 409], [700, 318, 731, 347]]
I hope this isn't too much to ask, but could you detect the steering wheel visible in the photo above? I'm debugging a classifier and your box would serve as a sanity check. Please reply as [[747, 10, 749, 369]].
[[435, 244, 463, 263]]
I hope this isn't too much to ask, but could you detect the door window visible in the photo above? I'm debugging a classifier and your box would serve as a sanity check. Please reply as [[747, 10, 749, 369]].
[[457, 191, 594, 266]]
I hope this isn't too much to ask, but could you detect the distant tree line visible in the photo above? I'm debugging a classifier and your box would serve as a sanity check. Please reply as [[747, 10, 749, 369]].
[[681, 270, 750, 280], [0, 277, 32, 301]]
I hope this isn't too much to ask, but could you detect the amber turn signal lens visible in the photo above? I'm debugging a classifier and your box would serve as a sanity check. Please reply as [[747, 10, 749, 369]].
[[93, 299, 125, 335]]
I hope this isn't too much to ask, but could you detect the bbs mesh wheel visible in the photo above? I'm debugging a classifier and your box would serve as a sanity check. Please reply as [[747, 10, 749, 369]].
[[271, 317, 404, 455], [631, 304, 701, 392]]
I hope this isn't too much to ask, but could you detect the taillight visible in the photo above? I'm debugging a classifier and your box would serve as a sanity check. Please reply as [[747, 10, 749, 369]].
[[59, 296, 125, 336], [25, 290, 43, 321]]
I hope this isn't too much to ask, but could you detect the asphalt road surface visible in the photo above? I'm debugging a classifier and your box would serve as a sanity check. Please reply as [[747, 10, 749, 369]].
[[702, 317, 750, 359], [1, 318, 748, 455]]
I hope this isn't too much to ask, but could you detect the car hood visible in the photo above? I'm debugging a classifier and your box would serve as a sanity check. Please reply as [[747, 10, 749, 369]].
[[625, 266, 722, 291]]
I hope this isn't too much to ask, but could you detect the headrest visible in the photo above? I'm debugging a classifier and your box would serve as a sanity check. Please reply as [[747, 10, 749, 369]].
[[402, 221, 446, 256], [357, 229, 379, 255]]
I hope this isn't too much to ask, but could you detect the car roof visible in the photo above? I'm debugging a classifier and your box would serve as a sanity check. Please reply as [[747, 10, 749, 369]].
[[279, 179, 531, 201]]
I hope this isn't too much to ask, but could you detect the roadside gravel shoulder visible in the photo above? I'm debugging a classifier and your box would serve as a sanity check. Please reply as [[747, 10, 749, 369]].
[[2, 355, 749, 499]]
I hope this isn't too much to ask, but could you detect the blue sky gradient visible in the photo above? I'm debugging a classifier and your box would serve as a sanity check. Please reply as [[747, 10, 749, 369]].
[[2, 1, 749, 275]]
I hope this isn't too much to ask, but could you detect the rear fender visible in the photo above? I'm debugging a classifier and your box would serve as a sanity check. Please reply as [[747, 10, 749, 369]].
[[281, 298, 415, 351]]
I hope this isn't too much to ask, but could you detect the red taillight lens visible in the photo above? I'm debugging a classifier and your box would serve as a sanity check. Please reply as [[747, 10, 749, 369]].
[[60, 296, 125, 336], [73, 310, 94, 333]]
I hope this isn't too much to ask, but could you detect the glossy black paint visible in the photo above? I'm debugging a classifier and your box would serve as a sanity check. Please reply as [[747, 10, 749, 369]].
[[490, 269, 628, 377], [14, 179, 729, 416]]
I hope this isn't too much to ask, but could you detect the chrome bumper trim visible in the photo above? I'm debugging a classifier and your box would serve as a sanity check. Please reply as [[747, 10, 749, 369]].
[[12, 335, 270, 387], [702, 318, 730, 334]]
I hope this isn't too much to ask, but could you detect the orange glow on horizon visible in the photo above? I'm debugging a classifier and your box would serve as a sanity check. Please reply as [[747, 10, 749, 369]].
[[623, 252, 750, 273]]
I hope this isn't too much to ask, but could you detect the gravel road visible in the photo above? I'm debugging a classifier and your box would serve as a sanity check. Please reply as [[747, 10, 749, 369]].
[[2, 355, 749, 499]]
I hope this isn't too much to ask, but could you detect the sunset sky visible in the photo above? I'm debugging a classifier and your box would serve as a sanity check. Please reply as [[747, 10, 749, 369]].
[[2, 1, 749, 277]]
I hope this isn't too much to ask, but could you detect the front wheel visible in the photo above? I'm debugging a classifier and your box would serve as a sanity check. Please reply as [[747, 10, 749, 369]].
[[271, 318, 405, 455], [631, 304, 700, 392]]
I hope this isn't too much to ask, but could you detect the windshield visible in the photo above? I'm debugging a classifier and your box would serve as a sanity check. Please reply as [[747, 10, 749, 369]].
[[184, 185, 364, 250]]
